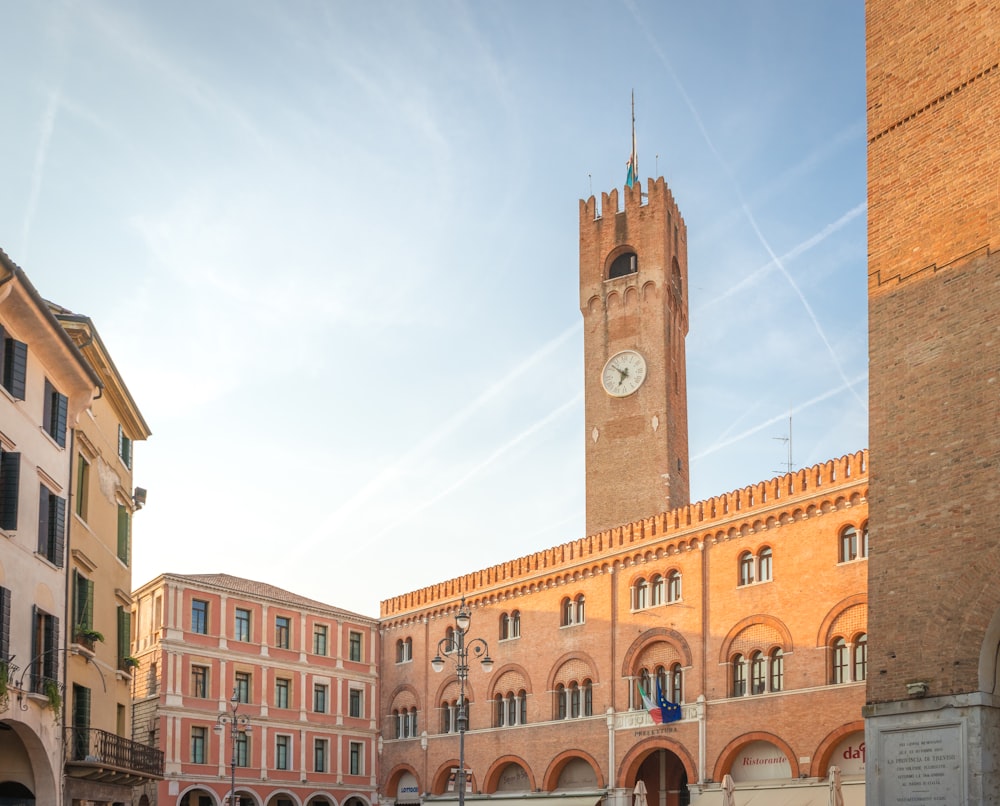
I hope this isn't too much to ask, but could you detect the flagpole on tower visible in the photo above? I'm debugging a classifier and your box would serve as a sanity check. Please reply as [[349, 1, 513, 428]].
[[626, 90, 638, 190]]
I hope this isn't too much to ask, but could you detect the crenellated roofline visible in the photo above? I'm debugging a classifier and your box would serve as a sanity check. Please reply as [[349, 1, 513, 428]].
[[380, 449, 868, 623]]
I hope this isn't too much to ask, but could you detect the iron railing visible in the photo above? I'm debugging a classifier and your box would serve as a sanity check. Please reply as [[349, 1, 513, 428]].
[[65, 727, 164, 779]]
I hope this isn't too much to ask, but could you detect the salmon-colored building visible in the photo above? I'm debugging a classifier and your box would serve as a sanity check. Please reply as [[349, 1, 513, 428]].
[[130, 573, 379, 806], [377, 177, 869, 806]]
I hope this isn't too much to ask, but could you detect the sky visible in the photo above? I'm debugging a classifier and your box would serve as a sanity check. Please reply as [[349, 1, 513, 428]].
[[0, 1, 867, 618]]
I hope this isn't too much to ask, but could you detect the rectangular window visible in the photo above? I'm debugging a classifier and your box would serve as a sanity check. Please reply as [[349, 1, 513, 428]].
[[71, 684, 91, 760], [0, 330, 27, 400], [349, 741, 362, 775], [313, 624, 328, 656], [37, 486, 66, 567], [72, 570, 94, 632], [192, 665, 208, 698], [118, 425, 132, 469], [191, 726, 207, 763], [191, 600, 208, 634], [0, 449, 20, 530], [275, 734, 290, 770], [349, 687, 363, 718], [275, 677, 290, 709], [314, 738, 328, 772], [235, 732, 249, 767], [313, 683, 327, 713], [349, 630, 362, 662], [42, 379, 68, 447], [116, 504, 130, 565], [235, 671, 251, 704], [74, 455, 89, 520], [275, 615, 291, 649], [30, 606, 59, 692], [234, 608, 251, 642]]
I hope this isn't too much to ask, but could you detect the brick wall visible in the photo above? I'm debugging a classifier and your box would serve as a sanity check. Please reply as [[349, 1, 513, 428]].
[[867, 0, 1000, 703]]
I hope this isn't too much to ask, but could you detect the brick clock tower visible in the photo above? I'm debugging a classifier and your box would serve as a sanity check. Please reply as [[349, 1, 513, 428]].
[[579, 178, 690, 535]]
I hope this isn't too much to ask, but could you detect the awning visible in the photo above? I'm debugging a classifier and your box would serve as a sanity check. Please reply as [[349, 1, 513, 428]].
[[426, 795, 602, 806]]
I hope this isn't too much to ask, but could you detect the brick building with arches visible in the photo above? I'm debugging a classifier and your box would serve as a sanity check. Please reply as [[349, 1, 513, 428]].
[[378, 174, 868, 806]]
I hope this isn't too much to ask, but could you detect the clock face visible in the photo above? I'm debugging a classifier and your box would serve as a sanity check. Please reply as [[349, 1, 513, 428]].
[[601, 350, 647, 397]]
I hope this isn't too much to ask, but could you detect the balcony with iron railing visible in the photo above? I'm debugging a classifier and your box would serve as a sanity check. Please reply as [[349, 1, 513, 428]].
[[64, 726, 164, 785]]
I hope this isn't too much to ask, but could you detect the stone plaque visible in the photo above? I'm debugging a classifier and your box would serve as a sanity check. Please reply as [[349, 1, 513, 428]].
[[878, 724, 964, 804]]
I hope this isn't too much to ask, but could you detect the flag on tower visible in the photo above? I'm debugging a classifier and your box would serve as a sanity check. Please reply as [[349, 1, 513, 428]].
[[625, 91, 638, 188]]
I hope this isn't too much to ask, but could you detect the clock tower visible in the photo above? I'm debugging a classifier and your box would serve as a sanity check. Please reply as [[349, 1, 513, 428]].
[[580, 177, 690, 535]]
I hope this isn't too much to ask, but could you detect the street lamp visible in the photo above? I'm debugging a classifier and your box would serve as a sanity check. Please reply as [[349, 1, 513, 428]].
[[431, 596, 493, 806], [215, 686, 252, 806]]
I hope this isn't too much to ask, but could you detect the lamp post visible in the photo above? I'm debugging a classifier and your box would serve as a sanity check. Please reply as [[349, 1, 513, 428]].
[[216, 686, 252, 806], [431, 596, 493, 806]]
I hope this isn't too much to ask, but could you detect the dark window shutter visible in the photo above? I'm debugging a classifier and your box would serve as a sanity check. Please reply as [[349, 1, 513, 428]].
[[0, 450, 19, 530], [54, 392, 67, 447], [43, 380, 53, 437], [38, 487, 49, 556], [44, 614, 59, 681], [52, 494, 65, 567], [3, 338, 27, 400], [85, 579, 94, 629], [0, 586, 10, 660], [30, 605, 39, 691]]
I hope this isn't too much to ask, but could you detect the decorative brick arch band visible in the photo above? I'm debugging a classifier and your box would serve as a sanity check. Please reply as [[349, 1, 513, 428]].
[[543, 749, 606, 791], [618, 737, 697, 789], [812, 720, 865, 778], [718, 615, 794, 664], [713, 731, 799, 781], [482, 754, 538, 793], [621, 627, 694, 676]]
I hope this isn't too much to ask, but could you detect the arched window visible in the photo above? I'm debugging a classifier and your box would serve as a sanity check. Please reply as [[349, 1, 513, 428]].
[[608, 251, 638, 279], [750, 651, 766, 695], [732, 655, 746, 697], [556, 684, 567, 720], [854, 634, 868, 681], [396, 638, 412, 663], [860, 522, 869, 558], [500, 613, 510, 640], [670, 663, 683, 703], [441, 700, 454, 733], [561, 597, 574, 626], [494, 694, 505, 727], [395, 639, 404, 662], [518, 689, 527, 724], [840, 526, 858, 562], [575, 594, 586, 624], [570, 683, 581, 718], [758, 547, 772, 581], [770, 648, 784, 692], [655, 665, 668, 699], [650, 575, 664, 606], [832, 638, 849, 684], [393, 708, 401, 738], [510, 610, 521, 638], [634, 578, 648, 609], [739, 552, 754, 586], [635, 668, 652, 710], [583, 679, 593, 716], [445, 627, 455, 653], [409, 707, 418, 736], [667, 570, 682, 602]]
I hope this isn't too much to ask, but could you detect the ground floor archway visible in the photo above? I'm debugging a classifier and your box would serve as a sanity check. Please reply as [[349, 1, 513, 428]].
[[632, 748, 690, 806]]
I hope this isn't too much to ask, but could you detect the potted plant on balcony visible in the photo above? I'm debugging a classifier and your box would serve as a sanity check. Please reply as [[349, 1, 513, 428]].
[[74, 626, 104, 651], [121, 656, 139, 673]]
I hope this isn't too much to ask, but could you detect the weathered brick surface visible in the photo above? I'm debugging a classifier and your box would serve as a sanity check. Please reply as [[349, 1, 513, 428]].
[[579, 179, 691, 533], [380, 455, 868, 796], [867, 0, 1000, 704]]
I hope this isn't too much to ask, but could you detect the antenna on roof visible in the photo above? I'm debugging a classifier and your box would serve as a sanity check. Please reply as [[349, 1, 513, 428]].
[[772, 405, 794, 475]]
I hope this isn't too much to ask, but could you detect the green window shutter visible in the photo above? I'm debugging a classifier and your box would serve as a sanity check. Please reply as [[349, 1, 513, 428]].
[[0, 450, 19, 530], [37, 486, 49, 557], [52, 494, 65, 568], [117, 606, 131, 664], [117, 505, 130, 564], [85, 579, 94, 631], [118, 425, 132, 469]]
